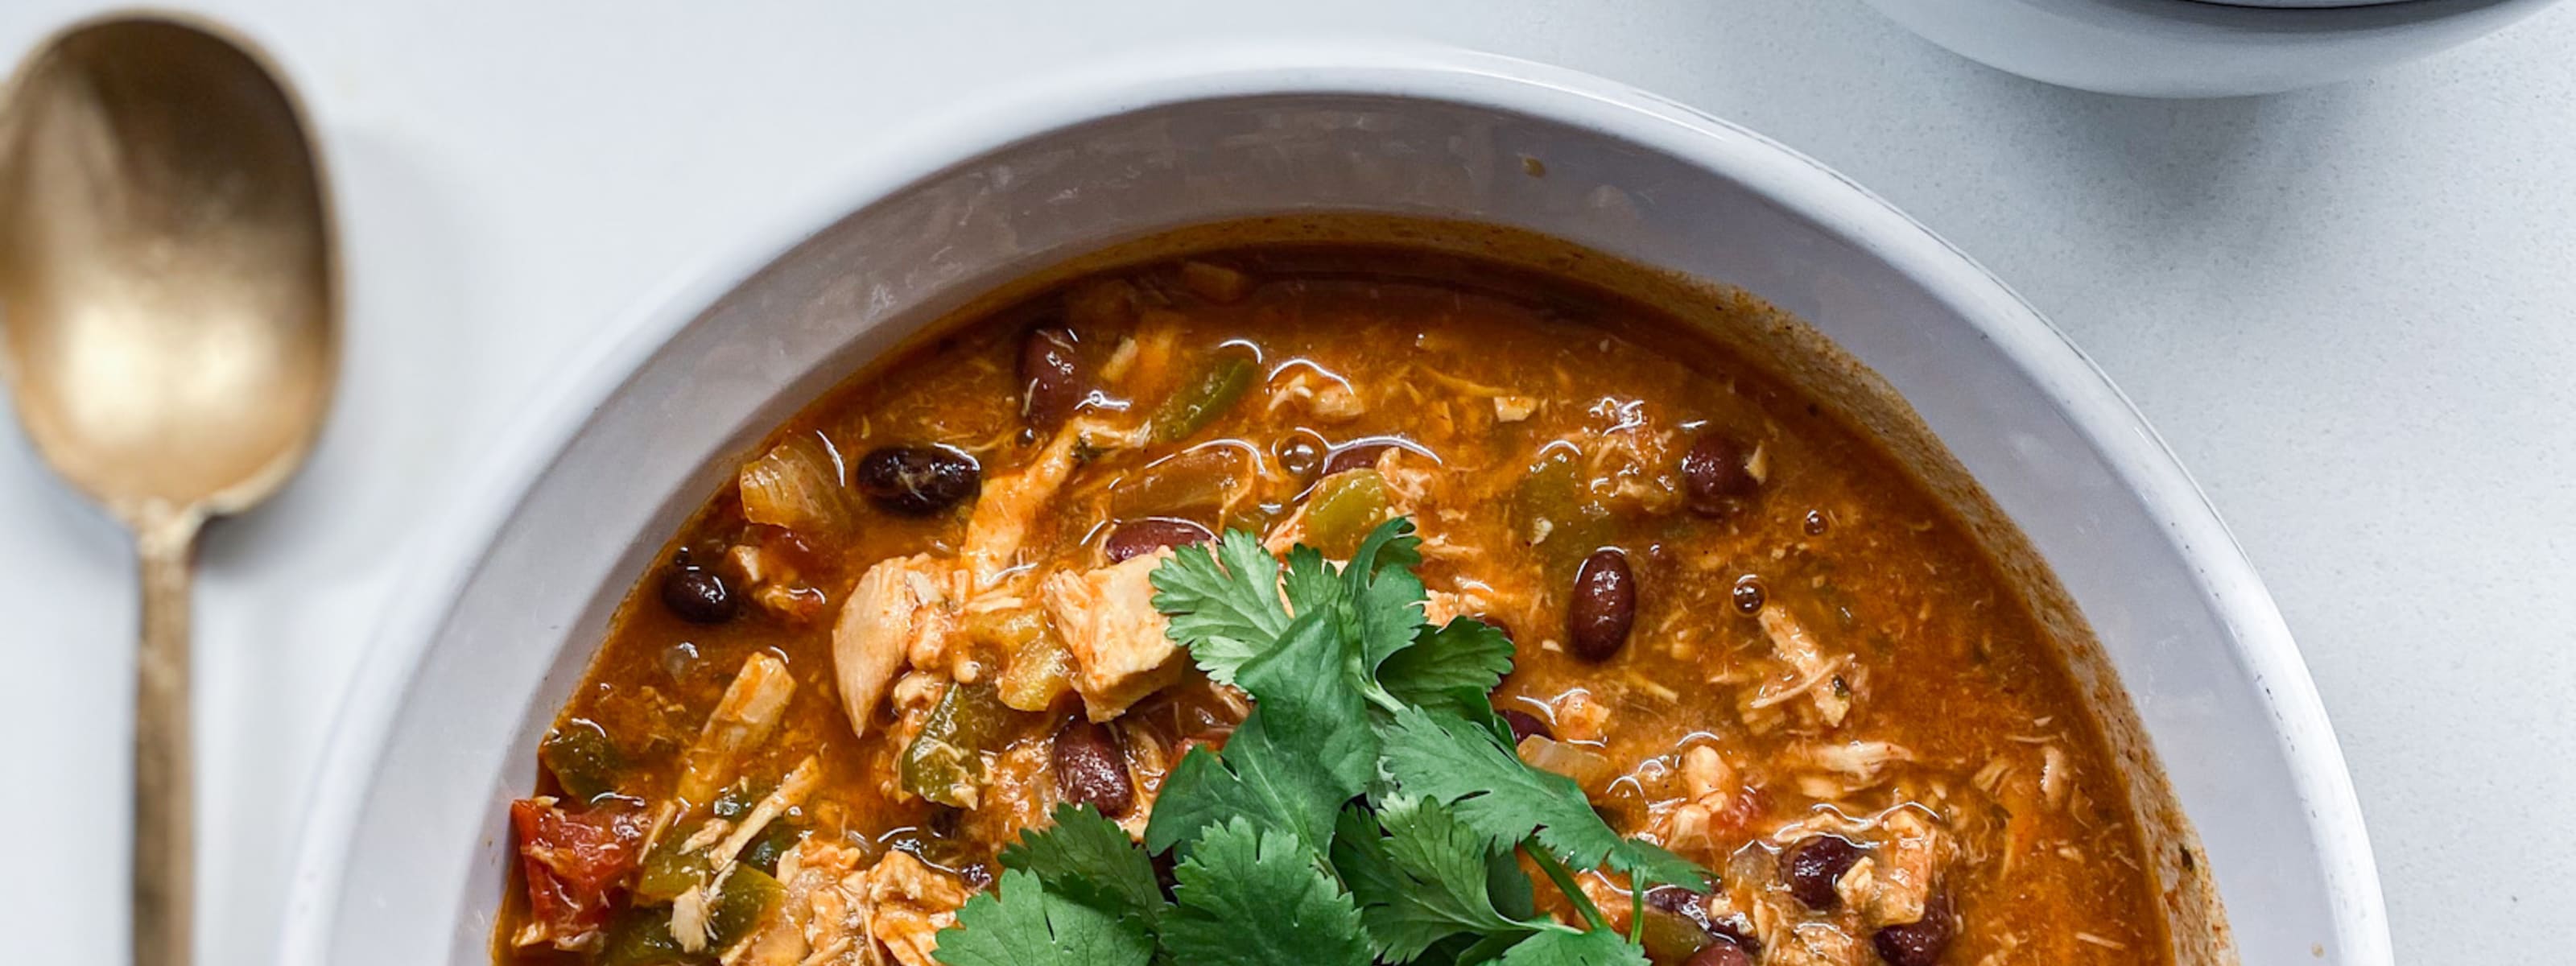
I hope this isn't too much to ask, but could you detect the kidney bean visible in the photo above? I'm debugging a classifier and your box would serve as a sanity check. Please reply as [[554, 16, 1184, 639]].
[[1872, 892, 1955, 966], [1781, 835, 1864, 910], [659, 567, 735, 624], [1681, 432, 1761, 517], [1104, 517, 1216, 563], [1707, 918, 1760, 956], [1051, 717, 1135, 818], [1567, 548, 1635, 662], [1018, 326, 1088, 430], [1497, 709, 1554, 745], [1321, 439, 1398, 476], [855, 445, 981, 515], [1644, 884, 1708, 923]]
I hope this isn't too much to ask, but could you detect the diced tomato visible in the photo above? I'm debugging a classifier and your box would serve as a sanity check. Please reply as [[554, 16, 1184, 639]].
[[510, 798, 645, 949]]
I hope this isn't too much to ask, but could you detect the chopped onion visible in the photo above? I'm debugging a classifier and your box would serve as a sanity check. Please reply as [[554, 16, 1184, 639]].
[[738, 433, 850, 536], [1517, 735, 1616, 791]]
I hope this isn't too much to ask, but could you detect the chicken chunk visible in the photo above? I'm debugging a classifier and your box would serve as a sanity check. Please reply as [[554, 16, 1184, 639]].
[[1771, 922, 1869, 966], [832, 555, 959, 740], [1842, 807, 1946, 927], [676, 653, 795, 805], [864, 851, 972, 966], [1038, 551, 1187, 720]]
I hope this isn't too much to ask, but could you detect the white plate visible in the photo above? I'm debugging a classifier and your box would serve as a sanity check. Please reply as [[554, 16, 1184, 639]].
[[277, 45, 2386, 965], [1866, 0, 2559, 97]]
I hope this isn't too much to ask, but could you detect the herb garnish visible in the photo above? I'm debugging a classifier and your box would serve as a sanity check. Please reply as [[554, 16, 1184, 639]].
[[936, 519, 1709, 964]]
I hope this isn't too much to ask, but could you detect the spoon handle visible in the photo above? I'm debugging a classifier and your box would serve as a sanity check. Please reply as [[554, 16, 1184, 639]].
[[134, 511, 201, 966]]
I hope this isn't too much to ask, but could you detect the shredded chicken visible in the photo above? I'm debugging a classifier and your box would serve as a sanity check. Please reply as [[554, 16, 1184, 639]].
[[737, 840, 867, 966], [1852, 807, 1946, 926], [2040, 744, 2072, 809], [963, 419, 1141, 590], [1752, 605, 1852, 726], [1773, 920, 1868, 966], [1265, 366, 1364, 423], [671, 881, 713, 952], [1787, 739, 1914, 798], [1038, 551, 1187, 720], [713, 756, 823, 874], [1422, 588, 1472, 626], [1645, 744, 1759, 852], [678, 653, 797, 804], [862, 851, 971, 966]]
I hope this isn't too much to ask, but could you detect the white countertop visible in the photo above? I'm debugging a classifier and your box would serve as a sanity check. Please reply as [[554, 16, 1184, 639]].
[[3, 2, 2569, 964]]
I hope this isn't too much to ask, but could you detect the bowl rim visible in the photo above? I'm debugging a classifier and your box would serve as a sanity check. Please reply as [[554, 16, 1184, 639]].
[[275, 42, 2388, 965]]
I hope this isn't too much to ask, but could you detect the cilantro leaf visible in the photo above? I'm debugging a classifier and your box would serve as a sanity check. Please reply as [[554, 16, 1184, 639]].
[[1143, 706, 1352, 857], [1485, 845, 1538, 921], [1147, 602, 1380, 856], [1492, 927, 1651, 966], [1344, 519, 1430, 675], [1235, 607, 1379, 793], [1332, 798, 1556, 963], [1377, 617, 1516, 717], [936, 869, 1155, 966], [1379, 707, 1708, 891], [998, 803, 1162, 927], [1153, 530, 1290, 686], [1162, 818, 1372, 966], [1282, 543, 1340, 618], [1609, 838, 1710, 896]]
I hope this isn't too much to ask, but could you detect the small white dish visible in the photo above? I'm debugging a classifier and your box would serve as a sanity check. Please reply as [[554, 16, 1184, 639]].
[[1867, 0, 2559, 97], [275, 45, 2385, 965]]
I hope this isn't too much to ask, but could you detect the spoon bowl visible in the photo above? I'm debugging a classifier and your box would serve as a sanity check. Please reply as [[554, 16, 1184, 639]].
[[0, 15, 336, 966]]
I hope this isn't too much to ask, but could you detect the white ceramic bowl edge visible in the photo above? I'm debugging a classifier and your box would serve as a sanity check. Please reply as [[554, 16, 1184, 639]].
[[276, 43, 2387, 966]]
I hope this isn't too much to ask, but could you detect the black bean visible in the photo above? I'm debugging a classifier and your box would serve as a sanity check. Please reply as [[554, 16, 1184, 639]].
[[1803, 510, 1830, 535], [1321, 439, 1399, 476], [1681, 432, 1761, 517], [1872, 892, 1955, 966], [1104, 517, 1216, 564], [1051, 717, 1135, 818], [1683, 940, 1753, 966], [855, 445, 981, 515], [1018, 326, 1088, 430], [1567, 548, 1635, 662], [958, 862, 996, 890], [1781, 835, 1864, 910], [659, 568, 735, 624], [1498, 708, 1554, 745], [1731, 576, 1765, 615]]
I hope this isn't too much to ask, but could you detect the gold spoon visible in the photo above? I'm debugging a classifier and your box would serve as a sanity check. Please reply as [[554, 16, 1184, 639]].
[[0, 16, 336, 966]]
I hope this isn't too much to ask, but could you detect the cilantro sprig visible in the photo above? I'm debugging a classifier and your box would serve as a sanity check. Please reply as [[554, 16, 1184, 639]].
[[936, 519, 1708, 965]]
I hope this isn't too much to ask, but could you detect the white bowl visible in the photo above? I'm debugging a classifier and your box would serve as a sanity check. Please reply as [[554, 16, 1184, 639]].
[[278, 46, 2384, 965], [1866, 0, 2559, 97]]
